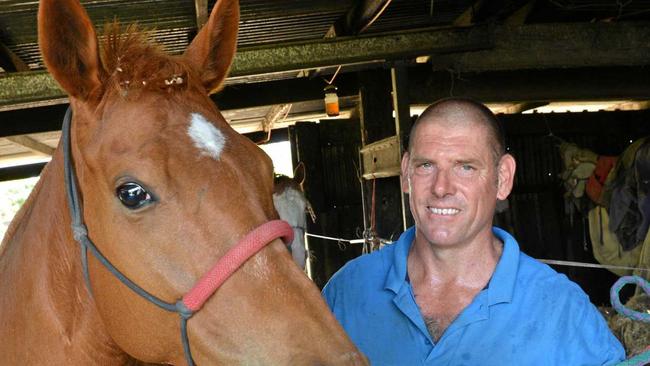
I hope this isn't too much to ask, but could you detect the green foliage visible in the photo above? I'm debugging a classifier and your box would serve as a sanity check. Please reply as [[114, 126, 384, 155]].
[[1, 178, 38, 239]]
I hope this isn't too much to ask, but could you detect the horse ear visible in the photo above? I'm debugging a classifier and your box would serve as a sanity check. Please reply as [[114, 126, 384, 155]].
[[293, 162, 306, 186], [183, 0, 239, 94], [38, 0, 102, 100]]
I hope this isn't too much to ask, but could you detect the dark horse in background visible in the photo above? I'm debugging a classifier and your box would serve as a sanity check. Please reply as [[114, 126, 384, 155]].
[[0, 0, 367, 364]]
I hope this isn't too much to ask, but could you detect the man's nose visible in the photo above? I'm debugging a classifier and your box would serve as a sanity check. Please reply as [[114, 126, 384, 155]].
[[432, 169, 454, 197]]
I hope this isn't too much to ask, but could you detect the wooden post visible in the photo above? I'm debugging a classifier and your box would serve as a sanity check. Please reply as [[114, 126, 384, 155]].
[[358, 69, 405, 243], [391, 61, 414, 230]]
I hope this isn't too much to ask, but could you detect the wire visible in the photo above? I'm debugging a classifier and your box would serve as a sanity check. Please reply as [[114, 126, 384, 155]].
[[325, 65, 342, 85]]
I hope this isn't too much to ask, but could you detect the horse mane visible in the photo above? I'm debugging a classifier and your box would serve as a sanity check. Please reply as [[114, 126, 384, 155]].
[[100, 22, 191, 96]]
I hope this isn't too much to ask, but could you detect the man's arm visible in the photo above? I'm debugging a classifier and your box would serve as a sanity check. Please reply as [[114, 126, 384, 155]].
[[565, 299, 626, 365]]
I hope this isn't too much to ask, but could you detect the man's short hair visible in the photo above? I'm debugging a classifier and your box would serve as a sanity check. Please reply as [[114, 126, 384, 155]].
[[407, 97, 506, 164]]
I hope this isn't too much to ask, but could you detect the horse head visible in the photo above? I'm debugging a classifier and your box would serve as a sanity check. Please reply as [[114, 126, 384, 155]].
[[36, 0, 366, 364], [274, 162, 316, 270]]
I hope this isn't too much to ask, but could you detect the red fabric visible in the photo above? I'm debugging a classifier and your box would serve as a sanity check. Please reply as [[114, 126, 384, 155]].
[[586, 155, 617, 205], [182, 220, 294, 312]]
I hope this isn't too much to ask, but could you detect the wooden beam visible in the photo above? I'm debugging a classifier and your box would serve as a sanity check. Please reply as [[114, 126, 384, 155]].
[[409, 66, 650, 104], [231, 25, 490, 76], [390, 61, 412, 230], [0, 162, 47, 182], [344, 0, 393, 34], [499, 101, 548, 114], [504, 0, 536, 25], [0, 72, 68, 111], [6, 135, 55, 156], [0, 104, 67, 138], [0, 42, 29, 72], [3, 21, 650, 110], [358, 68, 404, 244], [214, 73, 359, 109], [453, 0, 484, 27], [262, 103, 292, 132], [430, 22, 650, 72], [0, 24, 491, 109]]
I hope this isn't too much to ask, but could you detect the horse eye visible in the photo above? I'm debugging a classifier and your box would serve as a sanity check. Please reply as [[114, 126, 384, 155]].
[[116, 182, 153, 209]]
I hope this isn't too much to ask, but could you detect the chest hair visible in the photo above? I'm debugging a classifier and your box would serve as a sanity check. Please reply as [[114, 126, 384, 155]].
[[423, 314, 455, 342]]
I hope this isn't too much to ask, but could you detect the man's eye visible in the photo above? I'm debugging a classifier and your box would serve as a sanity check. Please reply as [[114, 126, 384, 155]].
[[456, 164, 477, 177], [413, 162, 434, 175]]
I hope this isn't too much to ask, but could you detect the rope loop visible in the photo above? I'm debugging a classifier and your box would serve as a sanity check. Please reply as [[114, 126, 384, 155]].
[[610, 275, 650, 323]]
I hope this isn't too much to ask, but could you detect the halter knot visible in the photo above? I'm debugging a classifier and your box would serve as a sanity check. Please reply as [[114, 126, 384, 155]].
[[175, 300, 195, 320], [72, 224, 89, 242]]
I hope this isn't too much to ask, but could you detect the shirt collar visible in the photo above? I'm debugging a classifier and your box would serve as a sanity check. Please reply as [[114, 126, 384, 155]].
[[486, 227, 520, 306], [384, 227, 415, 294], [383, 226, 520, 306]]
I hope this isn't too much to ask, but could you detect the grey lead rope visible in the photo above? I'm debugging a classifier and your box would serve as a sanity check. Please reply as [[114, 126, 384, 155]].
[[61, 107, 196, 365], [61, 107, 93, 295]]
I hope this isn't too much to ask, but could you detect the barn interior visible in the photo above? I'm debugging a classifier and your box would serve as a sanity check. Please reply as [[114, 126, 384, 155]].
[[1, 0, 649, 329]]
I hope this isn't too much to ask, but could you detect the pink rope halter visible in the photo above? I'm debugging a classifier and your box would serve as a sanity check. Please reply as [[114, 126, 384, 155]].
[[182, 219, 294, 311]]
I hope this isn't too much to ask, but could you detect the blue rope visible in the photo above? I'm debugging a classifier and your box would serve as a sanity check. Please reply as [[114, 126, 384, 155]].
[[611, 276, 650, 366], [610, 276, 650, 323], [615, 348, 650, 366]]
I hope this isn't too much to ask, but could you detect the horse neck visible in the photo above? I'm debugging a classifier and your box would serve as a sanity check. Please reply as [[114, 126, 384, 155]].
[[0, 147, 136, 365]]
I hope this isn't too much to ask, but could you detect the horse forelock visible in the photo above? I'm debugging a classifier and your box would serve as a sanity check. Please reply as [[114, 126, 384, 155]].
[[273, 175, 299, 195], [100, 22, 194, 99]]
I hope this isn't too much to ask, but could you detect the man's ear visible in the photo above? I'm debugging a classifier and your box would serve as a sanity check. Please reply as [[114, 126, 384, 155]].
[[401, 152, 410, 193], [496, 154, 516, 200]]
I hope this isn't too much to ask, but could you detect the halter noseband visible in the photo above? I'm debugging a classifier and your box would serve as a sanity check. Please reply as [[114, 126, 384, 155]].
[[62, 107, 293, 365]]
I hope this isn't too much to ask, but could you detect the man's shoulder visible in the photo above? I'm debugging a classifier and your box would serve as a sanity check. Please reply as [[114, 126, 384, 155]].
[[507, 253, 624, 362], [515, 252, 591, 305]]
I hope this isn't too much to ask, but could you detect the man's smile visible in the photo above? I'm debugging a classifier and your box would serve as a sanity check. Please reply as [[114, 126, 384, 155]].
[[427, 206, 460, 216]]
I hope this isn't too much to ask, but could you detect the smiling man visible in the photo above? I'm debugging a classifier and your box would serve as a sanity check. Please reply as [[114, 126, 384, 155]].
[[322, 97, 624, 365]]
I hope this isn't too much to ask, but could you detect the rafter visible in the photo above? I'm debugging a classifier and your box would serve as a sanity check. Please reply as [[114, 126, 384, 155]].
[[453, 0, 484, 27], [2, 22, 650, 110], [0, 42, 29, 72], [347, 0, 393, 34], [504, 0, 537, 25], [5, 135, 55, 156]]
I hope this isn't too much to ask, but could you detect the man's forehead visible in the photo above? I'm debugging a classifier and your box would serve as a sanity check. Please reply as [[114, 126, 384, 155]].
[[420, 107, 488, 127], [415, 116, 490, 139], [410, 121, 492, 155]]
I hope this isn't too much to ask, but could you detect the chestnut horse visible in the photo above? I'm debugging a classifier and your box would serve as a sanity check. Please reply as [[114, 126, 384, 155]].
[[0, 0, 367, 364]]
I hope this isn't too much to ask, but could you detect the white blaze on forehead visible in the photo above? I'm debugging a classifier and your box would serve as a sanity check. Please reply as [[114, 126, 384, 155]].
[[188, 113, 226, 160]]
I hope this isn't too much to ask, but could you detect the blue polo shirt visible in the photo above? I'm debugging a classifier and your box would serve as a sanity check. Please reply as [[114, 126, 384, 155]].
[[322, 227, 625, 366]]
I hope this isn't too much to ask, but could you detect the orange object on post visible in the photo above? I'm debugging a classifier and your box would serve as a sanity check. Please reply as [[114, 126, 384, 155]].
[[324, 84, 339, 117]]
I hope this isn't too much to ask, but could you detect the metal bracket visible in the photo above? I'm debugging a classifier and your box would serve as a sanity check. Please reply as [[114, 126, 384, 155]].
[[360, 135, 401, 179]]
